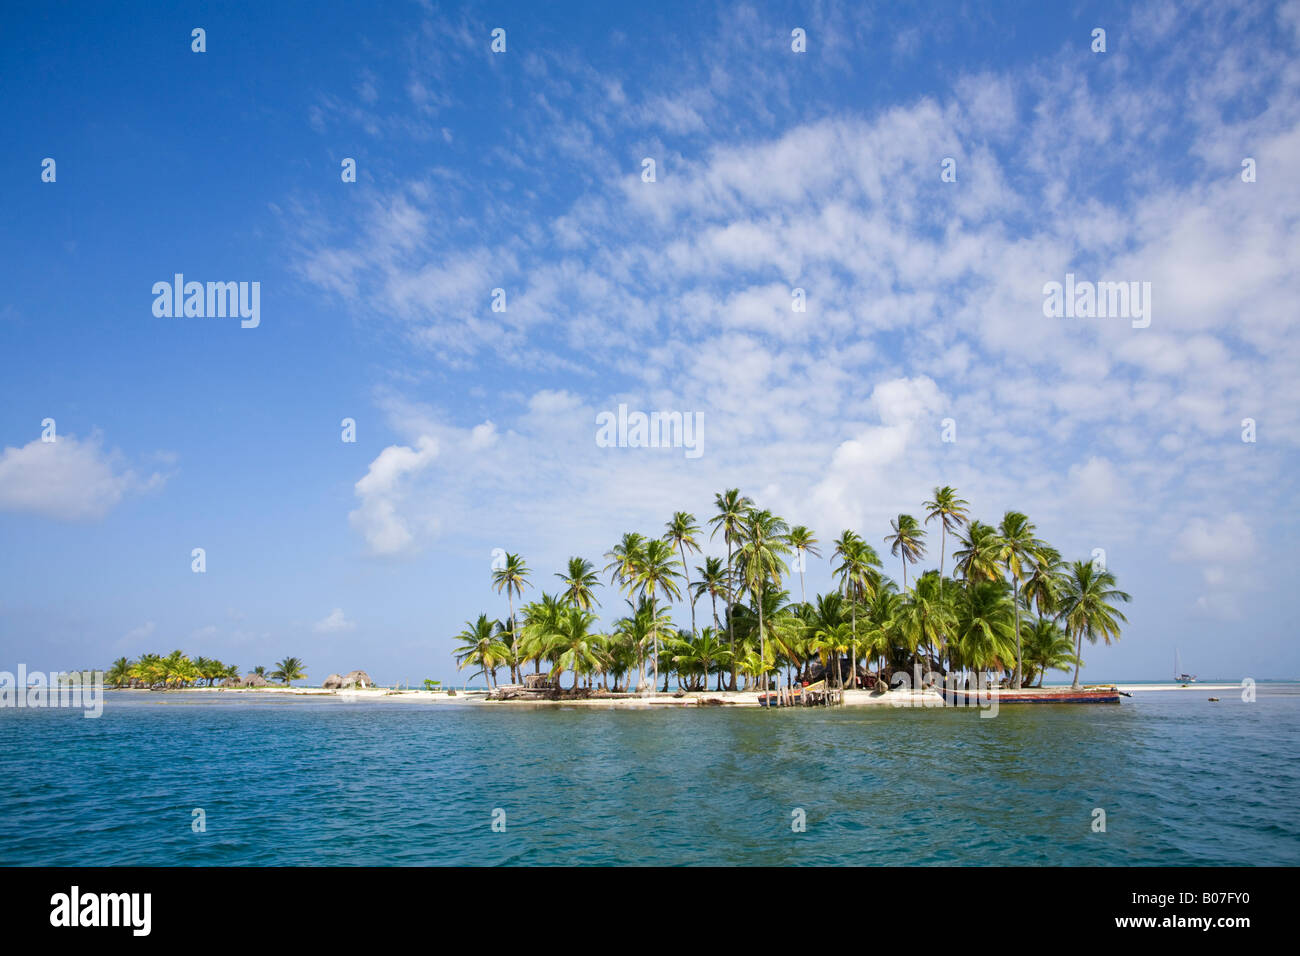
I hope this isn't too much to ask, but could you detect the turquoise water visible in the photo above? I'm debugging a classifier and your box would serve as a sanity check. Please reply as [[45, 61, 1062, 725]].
[[2, 688, 1298, 865]]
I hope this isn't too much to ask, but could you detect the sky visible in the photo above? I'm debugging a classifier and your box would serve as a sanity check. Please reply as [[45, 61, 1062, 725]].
[[2, 0, 1298, 685]]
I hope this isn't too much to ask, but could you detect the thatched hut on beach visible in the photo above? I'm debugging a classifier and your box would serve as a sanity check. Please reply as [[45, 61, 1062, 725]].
[[323, 670, 373, 689], [241, 673, 273, 687]]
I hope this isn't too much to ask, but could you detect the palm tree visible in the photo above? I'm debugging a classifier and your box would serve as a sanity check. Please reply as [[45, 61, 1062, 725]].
[[923, 486, 970, 584], [884, 514, 927, 590], [808, 591, 849, 688], [1022, 545, 1066, 620], [492, 553, 531, 670], [862, 587, 903, 688], [735, 647, 776, 690], [922, 487, 968, 678], [1059, 561, 1131, 689], [832, 531, 881, 687], [162, 650, 199, 688], [952, 580, 1016, 679], [953, 520, 1002, 584], [1021, 618, 1078, 686], [252, 665, 267, 679], [106, 657, 133, 688], [770, 602, 812, 688], [194, 655, 226, 687], [454, 614, 509, 689], [996, 511, 1043, 689], [556, 557, 601, 610], [663, 512, 703, 638], [670, 627, 732, 693], [600, 627, 639, 692], [496, 617, 525, 685], [735, 508, 791, 695], [788, 525, 821, 604], [708, 489, 752, 690], [270, 656, 306, 687], [613, 597, 671, 692], [630, 538, 683, 693], [810, 621, 853, 690], [603, 532, 646, 590], [731, 586, 796, 684], [130, 653, 165, 689], [520, 593, 566, 677], [899, 570, 957, 675], [547, 608, 602, 690], [692, 556, 730, 635]]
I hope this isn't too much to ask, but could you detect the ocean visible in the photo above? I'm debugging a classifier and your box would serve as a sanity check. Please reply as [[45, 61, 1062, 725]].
[[2, 686, 1297, 865]]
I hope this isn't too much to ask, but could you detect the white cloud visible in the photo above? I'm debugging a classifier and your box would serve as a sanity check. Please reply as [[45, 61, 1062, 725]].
[[1175, 513, 1256, 564], [1173, 513, 1258, 620], [350, 437, 440, 555], [1067, 457, 1128, 510], [0, 433, 165, 520], [313, 608, 356, 633]]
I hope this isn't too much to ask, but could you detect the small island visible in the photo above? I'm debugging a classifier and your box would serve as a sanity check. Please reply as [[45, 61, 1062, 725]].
[[454, 486, 1134, 706]]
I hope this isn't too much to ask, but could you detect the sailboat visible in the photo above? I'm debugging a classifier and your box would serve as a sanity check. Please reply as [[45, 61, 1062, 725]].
[[1175, 649, 1197, 683]]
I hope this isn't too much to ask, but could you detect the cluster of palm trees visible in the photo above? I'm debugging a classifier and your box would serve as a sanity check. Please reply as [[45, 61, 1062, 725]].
[[453, 487, 1131, 695], [105, 653, 306, 688]]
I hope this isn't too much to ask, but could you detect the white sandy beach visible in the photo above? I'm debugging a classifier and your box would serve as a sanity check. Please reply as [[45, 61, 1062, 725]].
[[109, 682, 1249, 707]]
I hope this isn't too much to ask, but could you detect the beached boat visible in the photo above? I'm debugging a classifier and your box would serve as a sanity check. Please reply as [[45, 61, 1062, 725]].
[[938, 684, 1123, 705], [1175, 649, 1196, 683]]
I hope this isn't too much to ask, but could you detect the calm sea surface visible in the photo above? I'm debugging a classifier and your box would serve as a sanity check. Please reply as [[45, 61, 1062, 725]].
[[2, 686, 1298, 865]]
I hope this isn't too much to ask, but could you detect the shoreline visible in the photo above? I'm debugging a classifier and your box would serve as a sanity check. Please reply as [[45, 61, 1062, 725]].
[[102, 682, 1252, 708]]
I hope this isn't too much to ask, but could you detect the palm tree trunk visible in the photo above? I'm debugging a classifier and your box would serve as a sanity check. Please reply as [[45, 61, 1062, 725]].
[[651, 594, 658, 695], [726, 540, 737, 691], [850, 601, 858, 689], [679, 542, 697, 638], [1012, 582, 1023, 690], [1070, 631, 1083, 689], [936, 523, 947, 673]]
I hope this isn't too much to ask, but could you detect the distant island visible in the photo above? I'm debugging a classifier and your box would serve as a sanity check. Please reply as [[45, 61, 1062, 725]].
[[455, 486, 1132, 700]]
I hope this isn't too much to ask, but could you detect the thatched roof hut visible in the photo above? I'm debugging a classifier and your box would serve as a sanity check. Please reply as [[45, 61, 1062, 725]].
[[340, 670, 372, 689], [241, 673, 273, 687], [321, 673, 344, 689]]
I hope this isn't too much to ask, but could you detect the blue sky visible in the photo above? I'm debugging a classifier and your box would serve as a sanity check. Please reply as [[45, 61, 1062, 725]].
[[2, 0, 1298, 684]]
